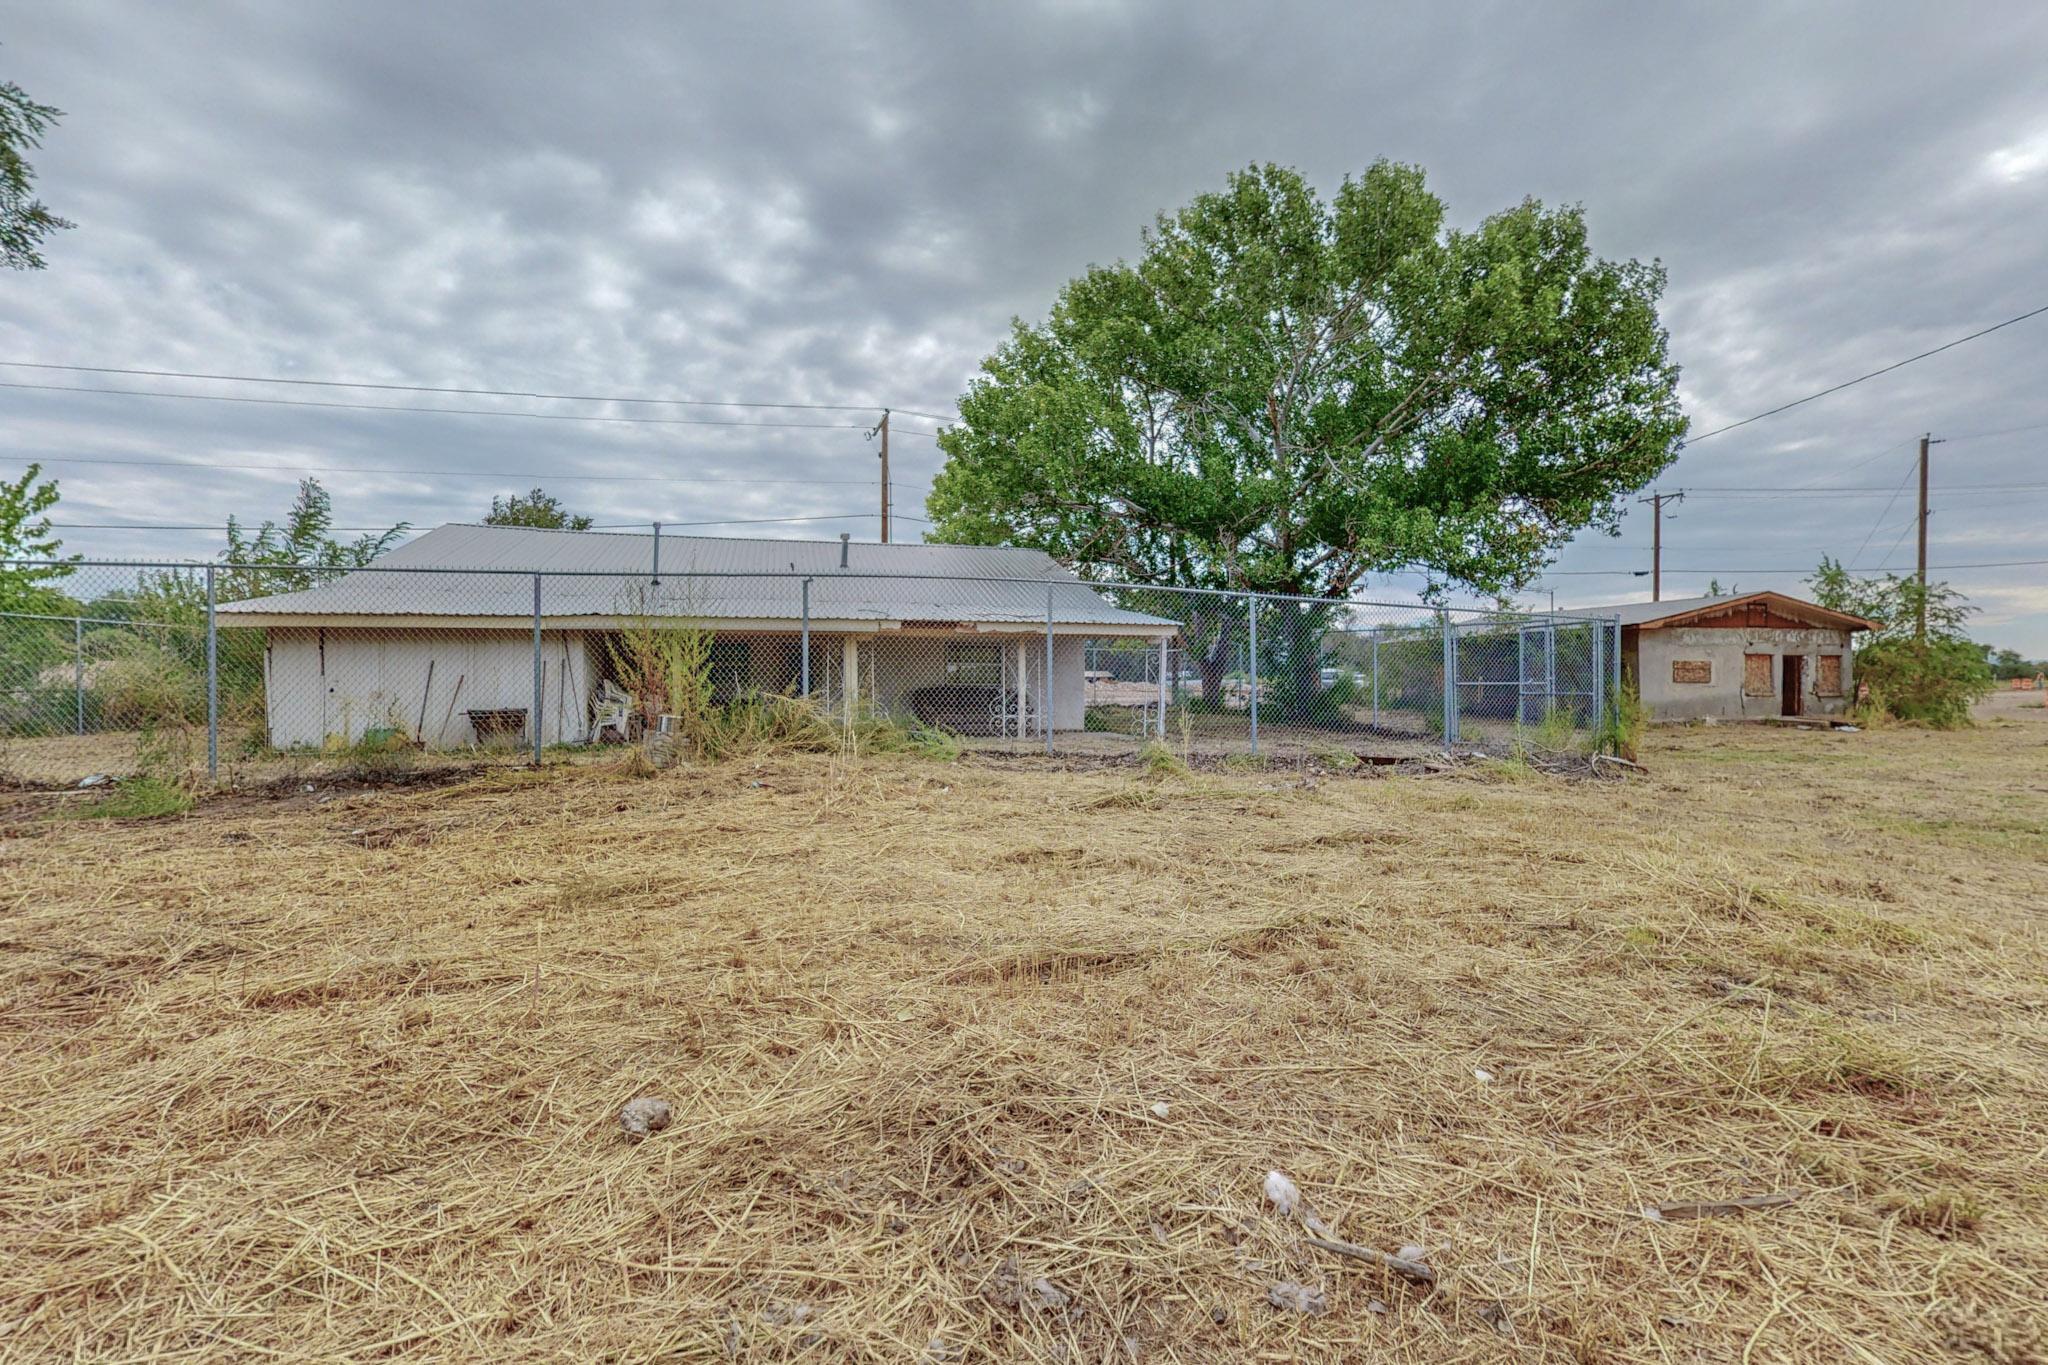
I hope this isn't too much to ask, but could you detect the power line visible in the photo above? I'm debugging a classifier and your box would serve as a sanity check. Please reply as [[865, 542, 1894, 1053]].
[[0, 358, 955, 419], [1538, 557, 2048, 577], [31, 452, 881, 486], [46, 513, 896, 532], [1847, 452, 1923, 569], [1680, 301, 2048, 446], [0, 379, 886, 430]]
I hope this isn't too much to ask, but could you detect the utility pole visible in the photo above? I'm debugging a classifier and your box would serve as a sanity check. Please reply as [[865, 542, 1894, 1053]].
[[868, 408, 892, 543], [1637, 490, 1683, 601], [1915, 432, 1944, 641]]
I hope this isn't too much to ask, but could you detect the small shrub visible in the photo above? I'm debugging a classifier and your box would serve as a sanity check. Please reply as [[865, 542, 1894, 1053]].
[[1595, 682, 1647, 762], [338, 730, 416, 781], [1482, 755, 1539, 783], [843, 704, 960, 761], [60, 775, 193, 821], [1526, 706, 1582, 754], [134, 719, 196, 782], [92, 644, 203, 728], [1138, 740, 1185, 778], [1854, 637, 1993, 729]]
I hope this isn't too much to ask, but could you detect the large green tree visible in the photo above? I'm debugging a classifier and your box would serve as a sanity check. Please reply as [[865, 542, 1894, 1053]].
[[484, 487, 592, 530], [928, 161, 1686, 600], [222, 479, 408, 595], [2, 71, 71, 270]]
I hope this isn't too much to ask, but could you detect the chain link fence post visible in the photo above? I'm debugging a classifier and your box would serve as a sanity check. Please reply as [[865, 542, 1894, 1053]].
[[1439, 608, 1456, 748], [1591, 611, 1605, 736], [1044, 584, 1055, 755], [205, 564, 218, 781], [1246, 593, 1258, 756], [1155, 635, 1168, 740], [531, 573, 543, 766], [1545, 618, 1557, 718], [73, 615, 85, 736], [1611, 615, 1623, 723], [1370, 625, 1380, 729]]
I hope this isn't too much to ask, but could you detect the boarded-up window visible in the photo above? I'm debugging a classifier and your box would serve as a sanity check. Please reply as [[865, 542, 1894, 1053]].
[[1743, 653, 1775, 696], [1816, 654, 1843, 696], [1671, 659, 1712, 685]]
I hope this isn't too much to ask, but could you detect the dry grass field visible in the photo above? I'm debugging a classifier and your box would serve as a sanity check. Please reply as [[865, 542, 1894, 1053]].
[[3, 708, 2047, 1362]]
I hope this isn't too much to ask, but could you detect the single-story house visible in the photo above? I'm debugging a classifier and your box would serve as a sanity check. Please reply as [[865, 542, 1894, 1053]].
[[1592, 592, 1880, 722], [216, 524, 1178, 749]]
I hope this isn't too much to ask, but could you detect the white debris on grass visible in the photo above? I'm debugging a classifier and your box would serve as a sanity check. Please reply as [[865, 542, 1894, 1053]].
[[1266, 1281, 1328, 1315]]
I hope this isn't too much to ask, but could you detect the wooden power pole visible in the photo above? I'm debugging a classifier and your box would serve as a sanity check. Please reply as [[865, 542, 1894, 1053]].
[[872, 408, 892, 543], [1915, 432, 1930, 641], [1638, 490, 1683, 601]]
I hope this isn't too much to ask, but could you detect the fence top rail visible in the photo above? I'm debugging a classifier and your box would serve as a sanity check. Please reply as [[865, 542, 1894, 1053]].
[[4, 558, 1623, 626]]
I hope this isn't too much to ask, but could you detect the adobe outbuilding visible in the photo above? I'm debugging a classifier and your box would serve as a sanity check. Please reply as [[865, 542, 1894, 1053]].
[[1590, 592, 1879, 723]]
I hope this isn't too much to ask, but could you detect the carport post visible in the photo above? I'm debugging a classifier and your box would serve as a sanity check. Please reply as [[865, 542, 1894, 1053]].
[[1044, 585, 1055, 754], [1246, 593, 1259, 756], [799, 577, 812, 696], [531, 574, 543, 765], [205, 566, 218, 779], [73, 616, 84, 735]]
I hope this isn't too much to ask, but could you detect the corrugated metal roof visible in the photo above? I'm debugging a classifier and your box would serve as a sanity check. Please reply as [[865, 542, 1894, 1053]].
[[1582, 592, 1879, 631], [217, 524, 1177, 631]]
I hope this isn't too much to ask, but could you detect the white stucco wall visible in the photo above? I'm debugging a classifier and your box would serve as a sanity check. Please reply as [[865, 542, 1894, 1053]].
[[264, 627, 595, 749], [262, 626, 1103, 749], [1635, 626, 1855, 722]]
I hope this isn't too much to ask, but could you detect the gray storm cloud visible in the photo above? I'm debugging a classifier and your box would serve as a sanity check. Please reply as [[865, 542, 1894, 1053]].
[[4, 2, 2046, 648]]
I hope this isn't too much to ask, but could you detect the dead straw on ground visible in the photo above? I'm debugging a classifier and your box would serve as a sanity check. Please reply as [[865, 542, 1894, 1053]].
[[2, 715, 2047, 1361]]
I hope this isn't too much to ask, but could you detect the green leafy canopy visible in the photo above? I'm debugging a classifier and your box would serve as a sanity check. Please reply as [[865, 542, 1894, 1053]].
[[0, 461, 76, 613], [1, 69, 72, 271], [927, 161, 1686, 598], [485, 487, 593, 531], [222, 479, 408, 595]]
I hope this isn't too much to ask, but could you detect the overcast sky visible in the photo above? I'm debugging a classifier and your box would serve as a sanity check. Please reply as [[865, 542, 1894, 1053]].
[[6, 3, 2048, 650]]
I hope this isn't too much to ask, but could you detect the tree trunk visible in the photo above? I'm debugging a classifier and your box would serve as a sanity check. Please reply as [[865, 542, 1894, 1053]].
[[1270, 598, 1331, 724], [1188, 604, 1229, 708]]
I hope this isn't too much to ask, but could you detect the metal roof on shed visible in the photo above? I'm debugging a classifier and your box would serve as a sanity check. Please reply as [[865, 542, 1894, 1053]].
[[1582, 592, 1879, 632], [216, 524, 1178, 632]]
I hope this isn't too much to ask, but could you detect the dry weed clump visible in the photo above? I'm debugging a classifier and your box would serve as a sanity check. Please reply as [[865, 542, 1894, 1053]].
[[2, 712, 2047, 1360]]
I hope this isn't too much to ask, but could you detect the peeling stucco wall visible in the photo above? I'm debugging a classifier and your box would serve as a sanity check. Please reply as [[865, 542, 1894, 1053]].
[[1632, 626, 1856, 722]]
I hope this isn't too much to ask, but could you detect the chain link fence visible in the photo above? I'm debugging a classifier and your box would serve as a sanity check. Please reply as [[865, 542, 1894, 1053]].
[[2, 558, 1619, 784]]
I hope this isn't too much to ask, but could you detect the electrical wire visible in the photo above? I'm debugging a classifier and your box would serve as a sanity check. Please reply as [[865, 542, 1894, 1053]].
[[0, 358, 957, 419], [0, 380, 881, 430], [46, 513, 893, 532], [30, 453, 881, 486], [1536, 557, 2048, 577], [1680, 302, 2048, 446], [1846, 452, 1924, 569]]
